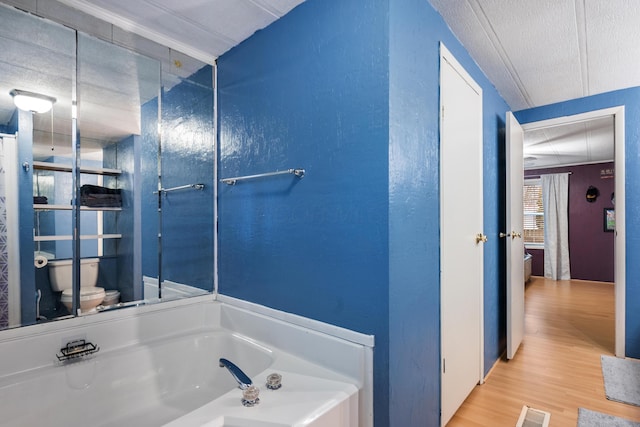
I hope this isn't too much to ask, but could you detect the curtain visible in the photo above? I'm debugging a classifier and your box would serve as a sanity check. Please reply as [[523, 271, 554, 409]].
[[542, 173, 571, 280]]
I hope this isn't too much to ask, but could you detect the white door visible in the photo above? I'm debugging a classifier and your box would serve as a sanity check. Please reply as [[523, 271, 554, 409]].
[[506, 112, 525, 359], [440, 44, 484, 426]]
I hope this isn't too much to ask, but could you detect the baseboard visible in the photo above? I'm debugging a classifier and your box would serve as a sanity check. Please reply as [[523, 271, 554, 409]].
[[483, 349, 507, 382]]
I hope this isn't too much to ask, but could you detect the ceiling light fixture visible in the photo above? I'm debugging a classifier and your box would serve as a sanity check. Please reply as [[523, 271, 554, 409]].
[[10, 89, 56, 114]]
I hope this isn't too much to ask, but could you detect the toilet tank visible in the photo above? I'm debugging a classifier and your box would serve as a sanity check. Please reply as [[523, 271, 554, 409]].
[[48, 258, 100, 292]]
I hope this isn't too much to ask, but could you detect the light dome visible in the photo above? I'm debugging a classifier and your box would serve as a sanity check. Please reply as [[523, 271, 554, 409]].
[[10, 89, 56, 113]]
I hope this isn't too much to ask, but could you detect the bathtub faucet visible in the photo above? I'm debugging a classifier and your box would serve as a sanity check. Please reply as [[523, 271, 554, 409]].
[[219, 358, 253, 390]]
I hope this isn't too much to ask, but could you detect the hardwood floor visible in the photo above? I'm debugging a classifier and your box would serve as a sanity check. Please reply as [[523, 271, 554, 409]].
[[447, 276, 640, 426]]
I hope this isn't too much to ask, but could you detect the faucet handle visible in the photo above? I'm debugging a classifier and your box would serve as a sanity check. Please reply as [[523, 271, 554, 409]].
[[241, 385, 260, 407], [266, 372, 282, 390]]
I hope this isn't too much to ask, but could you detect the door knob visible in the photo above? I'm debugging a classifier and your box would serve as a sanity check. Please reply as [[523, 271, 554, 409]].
[[475, 233, 488, 244], [499, 232, 510, 238], [511, 231, 522, 239]]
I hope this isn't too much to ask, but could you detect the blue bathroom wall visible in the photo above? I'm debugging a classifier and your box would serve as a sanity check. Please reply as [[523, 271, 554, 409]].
[[217, 0, 390, 424], [140, 98, 159, 285], [17, 110, 35, 325], [388, 0, 509, 424], [159, 65, 215, 290], [218, 0, 509, 425], [515, 87, 640, 358]]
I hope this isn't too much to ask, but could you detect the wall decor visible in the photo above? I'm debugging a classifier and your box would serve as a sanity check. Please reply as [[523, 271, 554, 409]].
[[604, 208, 615, 232]]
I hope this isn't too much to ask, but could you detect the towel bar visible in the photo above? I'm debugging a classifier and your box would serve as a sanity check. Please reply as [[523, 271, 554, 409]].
[[220, 168, 305, 185]]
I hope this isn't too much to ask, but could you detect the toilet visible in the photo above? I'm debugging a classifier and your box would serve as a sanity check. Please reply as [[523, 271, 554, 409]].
[[48, 258, 105, 312]]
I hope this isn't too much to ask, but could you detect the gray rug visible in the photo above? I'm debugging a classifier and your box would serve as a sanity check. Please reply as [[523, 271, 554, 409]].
[[601, 355, 640, 406], [577, 408, 640, 427]]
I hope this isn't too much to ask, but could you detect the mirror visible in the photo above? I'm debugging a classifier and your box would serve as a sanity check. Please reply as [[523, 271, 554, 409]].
[[0, 4, 214, 330], [155, 53, 215, 299]]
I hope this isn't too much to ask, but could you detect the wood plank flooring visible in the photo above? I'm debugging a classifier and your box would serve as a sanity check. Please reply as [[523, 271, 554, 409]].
[[447, 276, 640, 426]]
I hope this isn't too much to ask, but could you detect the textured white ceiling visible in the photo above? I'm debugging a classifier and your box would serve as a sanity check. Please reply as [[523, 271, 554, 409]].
[[57, 0, 306, 63], [429, 0, 640, 110], [523, 116, 614, 170], [429, 0, 631, 168], [5, 0, 626, 167], [70, 0, 625, 168], [1, 0, 307, 160]]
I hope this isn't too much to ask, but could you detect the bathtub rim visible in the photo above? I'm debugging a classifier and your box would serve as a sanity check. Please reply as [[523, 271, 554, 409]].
[[0, 294, 216, 344], [0, 293, 373, 427]]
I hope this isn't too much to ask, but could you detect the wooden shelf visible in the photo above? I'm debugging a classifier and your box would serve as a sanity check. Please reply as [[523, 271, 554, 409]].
[[33, 204, 122, 211], [33, 161, 121, 176], [34, 234, 122, 242]]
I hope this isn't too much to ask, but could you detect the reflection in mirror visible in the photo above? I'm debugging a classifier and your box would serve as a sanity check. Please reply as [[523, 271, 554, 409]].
[[0, 5, 75, 328], [156, 56, 215, 299], [0, 4, 215, 331], [76, 33, 163, 312]]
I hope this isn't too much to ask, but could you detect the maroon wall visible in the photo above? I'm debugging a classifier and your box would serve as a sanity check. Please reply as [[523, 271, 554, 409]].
[[525, 162, 615, 282]]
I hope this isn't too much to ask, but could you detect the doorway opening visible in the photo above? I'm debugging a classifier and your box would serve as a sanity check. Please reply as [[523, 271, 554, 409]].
[[519, 106, 625, 357]]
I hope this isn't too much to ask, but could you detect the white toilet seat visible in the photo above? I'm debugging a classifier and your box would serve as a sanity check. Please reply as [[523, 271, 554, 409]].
[[61, 287, 105, 298], [60, 287, 105, 312]]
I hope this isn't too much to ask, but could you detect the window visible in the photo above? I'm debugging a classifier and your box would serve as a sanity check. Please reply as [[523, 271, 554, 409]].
[[523, 178, 544, 245]]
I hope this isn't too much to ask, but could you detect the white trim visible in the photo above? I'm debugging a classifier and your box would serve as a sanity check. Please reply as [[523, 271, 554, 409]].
[[57, 0, 216, 65], [521, 107, 622, 131], [524, 243, 544, 250], [216, 294, 375, 348], [521, 106, 625, 358], [213, 62, 219, 297], [440, 44, 482, 95], [614, 108, 625, 358]]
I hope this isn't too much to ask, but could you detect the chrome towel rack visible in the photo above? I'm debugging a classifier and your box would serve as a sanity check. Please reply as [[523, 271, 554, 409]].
[[154, 183, 205, 194], [220, 168, 305, 185]]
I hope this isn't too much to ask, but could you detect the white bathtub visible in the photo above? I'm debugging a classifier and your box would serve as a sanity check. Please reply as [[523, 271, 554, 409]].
[[0, 297, 370, 427]]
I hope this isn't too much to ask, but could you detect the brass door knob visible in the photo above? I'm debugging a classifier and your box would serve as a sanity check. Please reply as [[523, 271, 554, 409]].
[[475, 233, 488, 244]]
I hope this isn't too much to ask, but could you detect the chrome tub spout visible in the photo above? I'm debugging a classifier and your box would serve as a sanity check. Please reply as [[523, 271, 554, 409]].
[[219, 358, 253, 390]]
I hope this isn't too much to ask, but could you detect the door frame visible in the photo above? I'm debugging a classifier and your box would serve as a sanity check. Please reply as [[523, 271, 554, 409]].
[[519, 106, 625, 357]]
